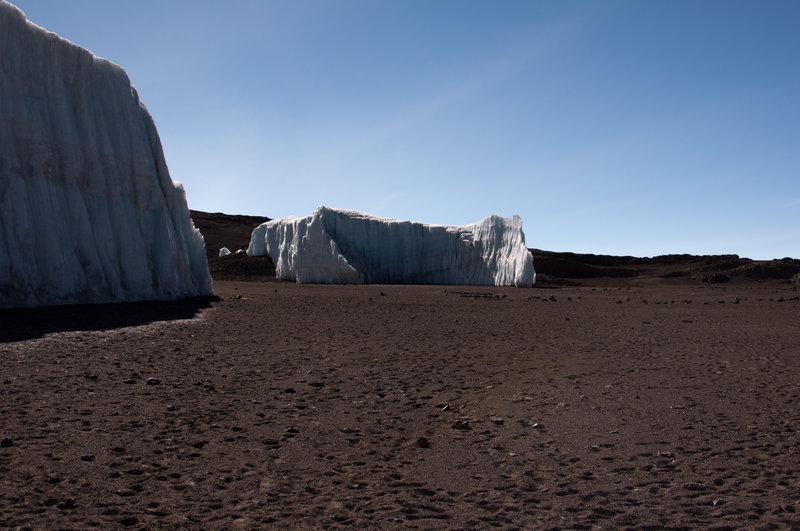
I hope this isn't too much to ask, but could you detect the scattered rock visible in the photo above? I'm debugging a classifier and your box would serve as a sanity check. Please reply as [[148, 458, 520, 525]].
[[416, 437, 431, 448], [683, 482, 707, 491], [57, 498, 78, 510], [451, 419, 471, 430], [0, 438, 13, 448], [146, 377, 161, 385]]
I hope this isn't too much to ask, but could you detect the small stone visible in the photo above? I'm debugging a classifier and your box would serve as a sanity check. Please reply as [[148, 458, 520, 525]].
[[146, 377, 161, 386], [441, 404, 451, 412], [284, 427, 299, 434], [490, 417, 504, 425], [283, 388, 296, 394], [80, 455, 95, 462], [57, 498, 78, 510], [683, 482, 707, 491], [451, 419, 471, 430], [0, 438, 13, 448], [232, 294, 242, 300], [532, 422, 544, 429], [416, 437, 431, 448]]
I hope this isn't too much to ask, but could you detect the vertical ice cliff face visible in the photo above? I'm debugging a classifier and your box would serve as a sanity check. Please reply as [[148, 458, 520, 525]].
[[248, 206, 535, 287], [0, 2, 212, 308]]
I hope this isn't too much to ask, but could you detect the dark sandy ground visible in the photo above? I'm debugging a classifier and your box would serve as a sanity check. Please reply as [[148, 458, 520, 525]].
[[1, 277, 799, 529]]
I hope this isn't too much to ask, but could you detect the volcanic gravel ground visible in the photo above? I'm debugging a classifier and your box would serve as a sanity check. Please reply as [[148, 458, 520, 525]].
[[1, 280, 799, 529]]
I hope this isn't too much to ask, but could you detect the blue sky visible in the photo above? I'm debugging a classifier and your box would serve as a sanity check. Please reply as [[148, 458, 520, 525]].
[[11, 0, 799, 259]]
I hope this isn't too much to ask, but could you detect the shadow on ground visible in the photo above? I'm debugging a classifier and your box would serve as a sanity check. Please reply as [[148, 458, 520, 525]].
[[0, 296, 219, 343]]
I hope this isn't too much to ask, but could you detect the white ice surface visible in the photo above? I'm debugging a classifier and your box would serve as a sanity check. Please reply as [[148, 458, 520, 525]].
[[0, 2, 212, 308], [248, 206, 535, 287]]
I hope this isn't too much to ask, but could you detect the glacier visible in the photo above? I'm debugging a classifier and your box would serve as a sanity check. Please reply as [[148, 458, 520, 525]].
[[247, 206, 535, 287], [0, 2, 212, 308]]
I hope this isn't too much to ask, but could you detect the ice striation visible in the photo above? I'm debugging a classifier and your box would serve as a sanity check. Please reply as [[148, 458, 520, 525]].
[[0, 2, 212, 308], [247, 206, 535, 287]]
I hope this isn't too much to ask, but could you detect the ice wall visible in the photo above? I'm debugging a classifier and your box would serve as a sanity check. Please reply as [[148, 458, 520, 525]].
[[248, 206, 535, 287], [0, 2, 212, 308]]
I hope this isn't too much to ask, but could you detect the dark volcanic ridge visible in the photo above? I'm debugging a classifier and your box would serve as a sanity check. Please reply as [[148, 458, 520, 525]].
[[191, 210, 800, 284], [190, 210, 276, 281], [532, 249, 800, 285]]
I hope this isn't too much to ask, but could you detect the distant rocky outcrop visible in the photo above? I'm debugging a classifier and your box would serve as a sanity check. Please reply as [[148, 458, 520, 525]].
[[733, 258, 800, 280], [190, 211, 275, 281], [530, 249, 796, 284]]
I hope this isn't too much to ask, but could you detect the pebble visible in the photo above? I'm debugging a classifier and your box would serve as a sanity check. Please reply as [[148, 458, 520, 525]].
[[451, 419, 471, 430]]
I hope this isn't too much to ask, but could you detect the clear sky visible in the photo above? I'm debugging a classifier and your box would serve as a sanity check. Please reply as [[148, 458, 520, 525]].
[[11, 0, 800, 259]]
